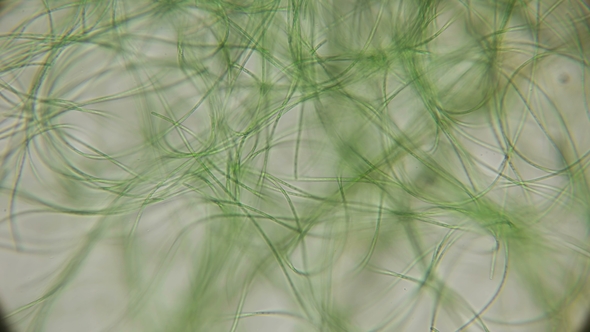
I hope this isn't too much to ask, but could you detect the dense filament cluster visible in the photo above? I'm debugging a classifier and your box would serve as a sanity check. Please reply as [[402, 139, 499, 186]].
[[0, 0, 589, 331]]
